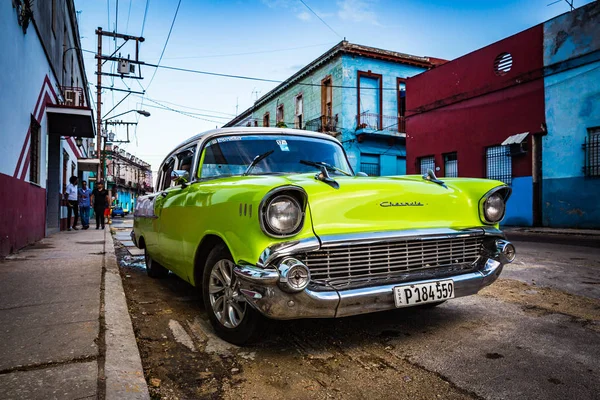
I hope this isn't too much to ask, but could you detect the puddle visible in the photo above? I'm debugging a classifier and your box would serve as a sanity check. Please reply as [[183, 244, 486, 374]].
[[120, 254, 147, 270]]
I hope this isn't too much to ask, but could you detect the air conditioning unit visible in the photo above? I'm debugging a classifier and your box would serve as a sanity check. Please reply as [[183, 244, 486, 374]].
[[65, 89, 81, 106], [509, 142, 527, 156]]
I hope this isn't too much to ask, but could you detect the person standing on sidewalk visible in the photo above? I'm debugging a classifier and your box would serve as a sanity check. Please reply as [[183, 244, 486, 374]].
[[65, 176, 79, 231], [91, 182, 109, 230], [78, 180, 92, 230]]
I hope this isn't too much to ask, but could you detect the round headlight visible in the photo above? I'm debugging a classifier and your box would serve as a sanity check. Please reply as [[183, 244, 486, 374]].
[[484, 193, 506, 223], [265, 195, 303, 235]]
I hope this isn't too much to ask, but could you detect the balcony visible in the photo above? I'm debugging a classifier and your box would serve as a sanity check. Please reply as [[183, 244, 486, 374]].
[[356, 113, 406, 137], [304, 115, 338, 134]]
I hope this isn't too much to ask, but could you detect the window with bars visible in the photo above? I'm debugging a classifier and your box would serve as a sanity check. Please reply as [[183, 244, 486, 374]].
[[419, 156, 435, 175], [360, 153, 380, 176], [444, 152, 458, 177], [486, 145, 512, 185], [584, 127, 600, 177]]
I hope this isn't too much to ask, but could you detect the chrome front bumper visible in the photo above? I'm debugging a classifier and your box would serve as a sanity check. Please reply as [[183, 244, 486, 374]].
[[233, 228, 513, 320]]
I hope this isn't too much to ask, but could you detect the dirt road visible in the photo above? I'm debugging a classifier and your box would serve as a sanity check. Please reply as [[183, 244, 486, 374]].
[[112, 222, 599, 400]]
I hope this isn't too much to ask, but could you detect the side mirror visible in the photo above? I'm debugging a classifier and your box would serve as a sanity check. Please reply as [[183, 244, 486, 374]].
[[356, 172, 368, 177], [171, 170, 190, 184]]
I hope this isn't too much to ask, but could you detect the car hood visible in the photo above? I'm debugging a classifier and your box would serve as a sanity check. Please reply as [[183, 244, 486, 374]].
[[282, 174, 504, 237]]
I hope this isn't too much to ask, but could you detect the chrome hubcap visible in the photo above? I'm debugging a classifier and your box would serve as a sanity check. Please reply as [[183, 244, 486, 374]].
[[208, 259, 246, 328]]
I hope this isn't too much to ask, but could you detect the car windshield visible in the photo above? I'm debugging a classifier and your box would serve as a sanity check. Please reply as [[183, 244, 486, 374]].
[[199, 135, 353, 178]]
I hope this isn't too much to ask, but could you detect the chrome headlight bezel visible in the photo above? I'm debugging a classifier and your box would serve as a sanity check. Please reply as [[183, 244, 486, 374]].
[[479, 186, 512, 224], [260, 187, 306, 238]]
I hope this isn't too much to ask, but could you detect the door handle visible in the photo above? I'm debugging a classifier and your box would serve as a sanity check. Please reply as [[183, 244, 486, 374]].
[[160, 192, 168, 198]]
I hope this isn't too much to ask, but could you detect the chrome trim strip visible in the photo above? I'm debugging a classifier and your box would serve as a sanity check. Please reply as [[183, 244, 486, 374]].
[[317, 227, 502, 248], [233, 257, 504, 320], [257, 236, 321, 267]]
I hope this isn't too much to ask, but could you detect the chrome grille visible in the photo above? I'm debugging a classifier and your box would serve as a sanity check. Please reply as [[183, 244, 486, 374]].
[[300, 236, 483, 289]]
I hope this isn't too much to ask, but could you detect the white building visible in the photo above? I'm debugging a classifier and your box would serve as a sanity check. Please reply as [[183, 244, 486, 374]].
[[0, 0, 95, 256]]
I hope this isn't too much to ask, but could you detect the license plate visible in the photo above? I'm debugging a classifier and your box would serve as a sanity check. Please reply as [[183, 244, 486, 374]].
[[393, 280, 454, 307]]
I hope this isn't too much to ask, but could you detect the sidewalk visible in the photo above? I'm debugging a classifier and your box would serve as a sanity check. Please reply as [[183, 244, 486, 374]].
[[0, 226, 149, 399]]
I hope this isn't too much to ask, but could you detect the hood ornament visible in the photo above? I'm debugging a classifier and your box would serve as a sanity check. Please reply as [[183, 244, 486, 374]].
[[422, 169, 447, 189]]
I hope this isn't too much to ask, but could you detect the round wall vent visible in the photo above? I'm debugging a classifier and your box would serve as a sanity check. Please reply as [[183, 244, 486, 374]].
[[494, 53, 513, 76]]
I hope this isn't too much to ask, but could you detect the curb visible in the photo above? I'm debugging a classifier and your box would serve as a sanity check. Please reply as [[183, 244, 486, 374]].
[[103, 229, 150, 399], [503, 227, 600, 237]]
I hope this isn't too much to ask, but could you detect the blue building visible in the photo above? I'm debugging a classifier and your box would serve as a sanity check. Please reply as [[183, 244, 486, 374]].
[[224, 41, 444, 175], [542, 2, 600, 228]]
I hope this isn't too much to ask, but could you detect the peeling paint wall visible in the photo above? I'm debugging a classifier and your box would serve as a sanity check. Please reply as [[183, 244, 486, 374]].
[[542, 1, 600, 228], [248, 53, 427, 174]]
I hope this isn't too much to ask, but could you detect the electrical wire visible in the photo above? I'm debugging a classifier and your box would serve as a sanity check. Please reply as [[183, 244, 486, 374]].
[[163, 42, 336, 60], [141, 103, 234, 120], [140, 0, 150, 37], [125, 0, 132, 32], [299, 0, 343, 39], [144, 0, 182, 92], [134, 95, 236, 116], [142, 96, 225, 124]]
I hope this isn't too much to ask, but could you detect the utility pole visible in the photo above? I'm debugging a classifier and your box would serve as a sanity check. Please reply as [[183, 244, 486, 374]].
[[94, 28, 145, 182], [96, 27, 102, 181]]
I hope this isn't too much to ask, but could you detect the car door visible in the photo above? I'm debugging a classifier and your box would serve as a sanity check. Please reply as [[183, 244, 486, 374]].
[[155, 144, 198, 280]]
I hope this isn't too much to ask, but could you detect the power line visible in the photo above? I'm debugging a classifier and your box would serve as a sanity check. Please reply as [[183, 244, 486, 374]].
[[140, 0, 150, 37], [163, 42, 336, 60], [145, 0, 181, 92], [142, 96, 225, 124], [89, 49, 404, 91], [141, 103, 234, 120], [135, 95, 236, 116], [125, 0, 132, 32], [299, 0, 343, 39]]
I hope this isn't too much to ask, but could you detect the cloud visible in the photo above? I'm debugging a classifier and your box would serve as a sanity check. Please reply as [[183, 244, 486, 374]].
[[297, 11, 311, 21], [337, 0, 380, 26]]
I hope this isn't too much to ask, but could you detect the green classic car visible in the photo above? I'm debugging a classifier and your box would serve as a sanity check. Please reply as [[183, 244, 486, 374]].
[[133, 128, 515, 344]]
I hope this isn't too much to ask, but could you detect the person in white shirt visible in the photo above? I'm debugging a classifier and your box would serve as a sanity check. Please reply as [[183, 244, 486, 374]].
[[65, 176, 79, 231]]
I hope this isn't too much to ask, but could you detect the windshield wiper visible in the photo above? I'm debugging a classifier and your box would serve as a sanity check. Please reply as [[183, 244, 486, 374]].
[[243, 150, 274, 176], [299, 160, 352, 176]]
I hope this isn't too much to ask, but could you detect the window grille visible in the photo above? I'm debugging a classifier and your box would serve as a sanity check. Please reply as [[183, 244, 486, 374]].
[[360, 154, 380, 176], [419, 156, 435, 175], [444, 152, 458, 177], [486, 145, 512, 185], [584, 127, 600, 177]]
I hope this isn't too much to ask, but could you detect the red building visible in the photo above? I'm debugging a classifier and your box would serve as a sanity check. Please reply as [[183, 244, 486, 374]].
[[406, 26, 546, 226]]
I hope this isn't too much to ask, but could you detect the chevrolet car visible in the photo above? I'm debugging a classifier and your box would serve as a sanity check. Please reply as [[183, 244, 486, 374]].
[[133, 128, 515, 344]]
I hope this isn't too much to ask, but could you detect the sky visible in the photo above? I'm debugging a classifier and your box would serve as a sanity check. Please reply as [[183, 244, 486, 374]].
[[74, 0, 594, 178]]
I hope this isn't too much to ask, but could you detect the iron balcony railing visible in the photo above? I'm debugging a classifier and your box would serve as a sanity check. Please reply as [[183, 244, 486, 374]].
[[356, 112, 406, 133], [304, 115, 338, 133]]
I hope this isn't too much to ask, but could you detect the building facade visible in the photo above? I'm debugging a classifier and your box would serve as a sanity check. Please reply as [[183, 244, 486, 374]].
[[0, 0, 95, 256], [225, 41, 444, 175], [406, 1, 599, 228], [105, 145, 153, 213], [406, 26, 545, 227], [542, 2, 600, 228]]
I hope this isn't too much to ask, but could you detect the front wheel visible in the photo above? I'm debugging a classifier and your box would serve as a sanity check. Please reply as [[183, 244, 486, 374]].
[[145, 248, 169, 278], [202, 244, 262, 345]]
